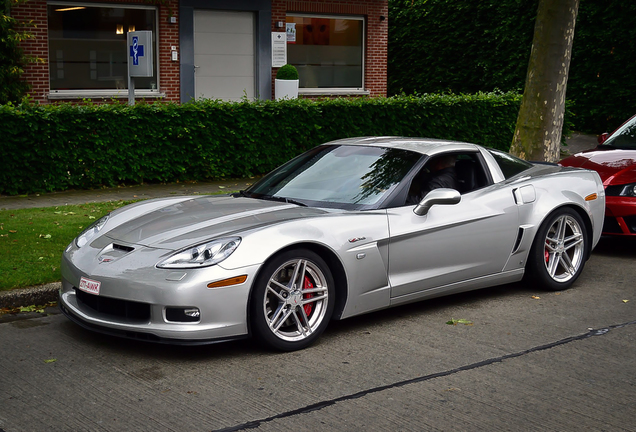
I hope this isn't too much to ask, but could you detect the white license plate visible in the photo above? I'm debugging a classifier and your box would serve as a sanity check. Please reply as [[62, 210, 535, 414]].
[[79, 276, 101, 295]]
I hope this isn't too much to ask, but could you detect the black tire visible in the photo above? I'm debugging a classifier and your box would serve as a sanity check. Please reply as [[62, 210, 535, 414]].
[[250, 249, 335, 351], [527, 208, 588, 291]]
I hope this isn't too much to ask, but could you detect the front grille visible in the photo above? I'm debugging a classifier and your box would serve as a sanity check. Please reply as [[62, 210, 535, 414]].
[[74, 288, 150, 322], [602, 216, 622, 234]]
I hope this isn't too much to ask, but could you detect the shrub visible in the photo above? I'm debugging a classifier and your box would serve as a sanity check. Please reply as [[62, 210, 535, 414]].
[[0, 92, 569, 195], [276, 64, 299, 80], [0, 0, 34, 104]]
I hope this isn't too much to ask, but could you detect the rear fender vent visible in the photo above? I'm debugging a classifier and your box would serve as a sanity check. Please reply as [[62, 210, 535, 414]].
[[511, 226, 526, 254]]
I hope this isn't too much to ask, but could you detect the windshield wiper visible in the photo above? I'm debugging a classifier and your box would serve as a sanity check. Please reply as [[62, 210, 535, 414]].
[[258, 194, 308, 207], [233, 190, 252, 198], [235, 190, 308, 207]]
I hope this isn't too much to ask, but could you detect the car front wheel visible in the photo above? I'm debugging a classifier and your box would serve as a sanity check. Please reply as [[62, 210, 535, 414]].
[[250, 249, 335, 351], [528, 208, 588, 291]]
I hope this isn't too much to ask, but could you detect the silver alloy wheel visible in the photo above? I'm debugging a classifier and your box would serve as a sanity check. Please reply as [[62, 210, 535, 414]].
[[263, 258, 329, 342], [543, 214, 585, 283]]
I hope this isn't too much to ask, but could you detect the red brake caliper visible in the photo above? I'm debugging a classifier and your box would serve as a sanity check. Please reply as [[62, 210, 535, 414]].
[[545, 241, 550, 263], [303, 276, 314, 316]]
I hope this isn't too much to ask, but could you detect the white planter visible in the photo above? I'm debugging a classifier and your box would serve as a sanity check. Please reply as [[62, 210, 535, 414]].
[[275, 79, 299, 100]]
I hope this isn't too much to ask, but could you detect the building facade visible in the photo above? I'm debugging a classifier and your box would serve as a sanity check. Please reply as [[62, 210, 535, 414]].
[[13, 0, 387, 104]]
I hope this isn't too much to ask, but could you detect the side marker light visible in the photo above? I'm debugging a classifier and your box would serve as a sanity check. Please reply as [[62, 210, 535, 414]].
[[585, 193, 598, 201], [207, 275, 248, 288]]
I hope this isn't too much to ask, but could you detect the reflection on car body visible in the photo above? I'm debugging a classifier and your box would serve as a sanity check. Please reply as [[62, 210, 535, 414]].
[[60, 137, 605, 351], [560, 115, 636, 236]]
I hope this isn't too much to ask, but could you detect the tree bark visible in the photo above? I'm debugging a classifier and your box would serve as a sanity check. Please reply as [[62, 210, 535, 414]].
[[510, 0, 579, 162]]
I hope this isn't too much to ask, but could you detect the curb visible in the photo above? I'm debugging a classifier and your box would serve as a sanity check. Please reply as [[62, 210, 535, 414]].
[[0, 283, 60, 309]]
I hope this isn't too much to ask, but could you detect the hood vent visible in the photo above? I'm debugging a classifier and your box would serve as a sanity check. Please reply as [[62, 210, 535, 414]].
[[98, 243, 135, 264], [113, 243, 134, 253]]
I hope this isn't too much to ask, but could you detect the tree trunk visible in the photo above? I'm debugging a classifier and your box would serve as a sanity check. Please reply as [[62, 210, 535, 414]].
[[510, 0, 579, 162]]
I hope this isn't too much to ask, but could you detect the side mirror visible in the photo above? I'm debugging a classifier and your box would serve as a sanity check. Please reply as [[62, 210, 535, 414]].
[[598, 133, 609, 144], [413, 188, 461, 216]]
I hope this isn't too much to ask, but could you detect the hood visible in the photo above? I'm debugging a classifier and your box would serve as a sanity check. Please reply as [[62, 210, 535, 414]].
[[103, 196, 332, 250], [560, 148, 636, 184]]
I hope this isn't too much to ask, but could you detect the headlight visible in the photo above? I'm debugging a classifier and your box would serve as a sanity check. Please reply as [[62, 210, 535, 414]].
[[605, 183, 636, 197], [619, 183, 636, 197], [157, 237, 241, 269], [75, 214, 110, 248]]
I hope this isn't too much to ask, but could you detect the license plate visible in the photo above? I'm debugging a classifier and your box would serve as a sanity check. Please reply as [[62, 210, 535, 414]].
[[79, 276, 101, 295]]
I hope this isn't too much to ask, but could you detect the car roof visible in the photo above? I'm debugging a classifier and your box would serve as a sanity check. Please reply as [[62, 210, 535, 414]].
[[323, 136, 482, 156]]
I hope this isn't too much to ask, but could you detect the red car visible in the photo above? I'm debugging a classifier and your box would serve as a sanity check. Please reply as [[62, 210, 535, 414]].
[[560, 115, 636, 236]]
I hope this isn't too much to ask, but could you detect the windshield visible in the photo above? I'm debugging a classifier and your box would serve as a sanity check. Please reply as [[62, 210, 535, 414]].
[[603, 117, 636, 149], [246, 145, 422, 209]]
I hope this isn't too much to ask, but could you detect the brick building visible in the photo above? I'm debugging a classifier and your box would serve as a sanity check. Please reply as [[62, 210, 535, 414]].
[[13, 0, 387, 104]]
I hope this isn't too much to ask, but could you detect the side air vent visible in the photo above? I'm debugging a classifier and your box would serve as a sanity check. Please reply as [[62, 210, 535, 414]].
[[511, 227, 525, 254]]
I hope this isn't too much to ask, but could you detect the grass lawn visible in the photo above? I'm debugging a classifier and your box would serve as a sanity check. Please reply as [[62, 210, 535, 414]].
[[0, 202, 131, 290]]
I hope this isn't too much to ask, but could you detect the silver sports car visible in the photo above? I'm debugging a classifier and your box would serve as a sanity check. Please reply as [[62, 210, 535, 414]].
[[59, 137, 605, 351]]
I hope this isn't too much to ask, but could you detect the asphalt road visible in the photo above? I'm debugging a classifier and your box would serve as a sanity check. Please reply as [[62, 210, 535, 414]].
[[1, 236, 634, 432]]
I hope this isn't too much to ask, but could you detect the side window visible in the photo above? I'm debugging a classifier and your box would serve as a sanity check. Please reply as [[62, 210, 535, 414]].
[[406, 152, 490, 205], [454, 153, 490, 194], [487, 149, 533, 179]]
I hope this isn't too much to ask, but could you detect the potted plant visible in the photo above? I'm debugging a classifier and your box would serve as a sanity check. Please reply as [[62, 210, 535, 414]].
[[275, 64, 299, 100]]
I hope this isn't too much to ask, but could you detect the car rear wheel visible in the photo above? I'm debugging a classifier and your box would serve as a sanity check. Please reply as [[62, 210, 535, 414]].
[[250, 249, 335, 351], [528, 208, 587, 291]]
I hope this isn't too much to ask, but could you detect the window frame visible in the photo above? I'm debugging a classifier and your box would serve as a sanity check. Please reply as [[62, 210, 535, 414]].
[[46, 1, 162, 100], [286, 13, 367, 96]]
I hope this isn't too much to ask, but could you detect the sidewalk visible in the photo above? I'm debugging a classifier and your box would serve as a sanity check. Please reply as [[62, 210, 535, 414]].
[[0, 178, 257, 211]]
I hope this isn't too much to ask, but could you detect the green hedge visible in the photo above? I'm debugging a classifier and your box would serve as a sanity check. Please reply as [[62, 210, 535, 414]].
[[1, 92, 556, 195], [388, 0, 536, 96], [388, 0, 636, 134], [566, 2, 636, 133]]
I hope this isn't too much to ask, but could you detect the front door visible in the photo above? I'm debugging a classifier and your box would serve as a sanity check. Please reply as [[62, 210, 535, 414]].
[[387, 185, 519, 300], [193, 10, 255, 101]]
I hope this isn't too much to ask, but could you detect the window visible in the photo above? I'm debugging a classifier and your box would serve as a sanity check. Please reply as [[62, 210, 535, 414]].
[[603, 115, 636, 149], [247, 145, 421, 210], [407, 152, 489, 205], [487, 149, 533, 179], [286, 14, 364, 91], [47, 3, 158, 94]]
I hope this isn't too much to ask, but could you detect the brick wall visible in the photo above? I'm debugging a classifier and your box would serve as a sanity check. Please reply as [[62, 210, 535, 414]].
[[271, 0, 388, 97], [14, 0, 49, 104], [12, 0, 180, 104], [14, 0, 387, 103], [157, 0, 180, 102]]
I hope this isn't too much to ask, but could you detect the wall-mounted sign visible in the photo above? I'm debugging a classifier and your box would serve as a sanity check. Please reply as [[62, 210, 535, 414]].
[[271, 32, 287, 67], [286, 23, 296, 44]]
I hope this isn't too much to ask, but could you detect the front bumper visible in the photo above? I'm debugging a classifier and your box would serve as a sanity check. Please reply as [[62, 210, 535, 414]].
[[58, 298, 247, 345], [603, 196, 636, 235], [59, 247, 262, 344]]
